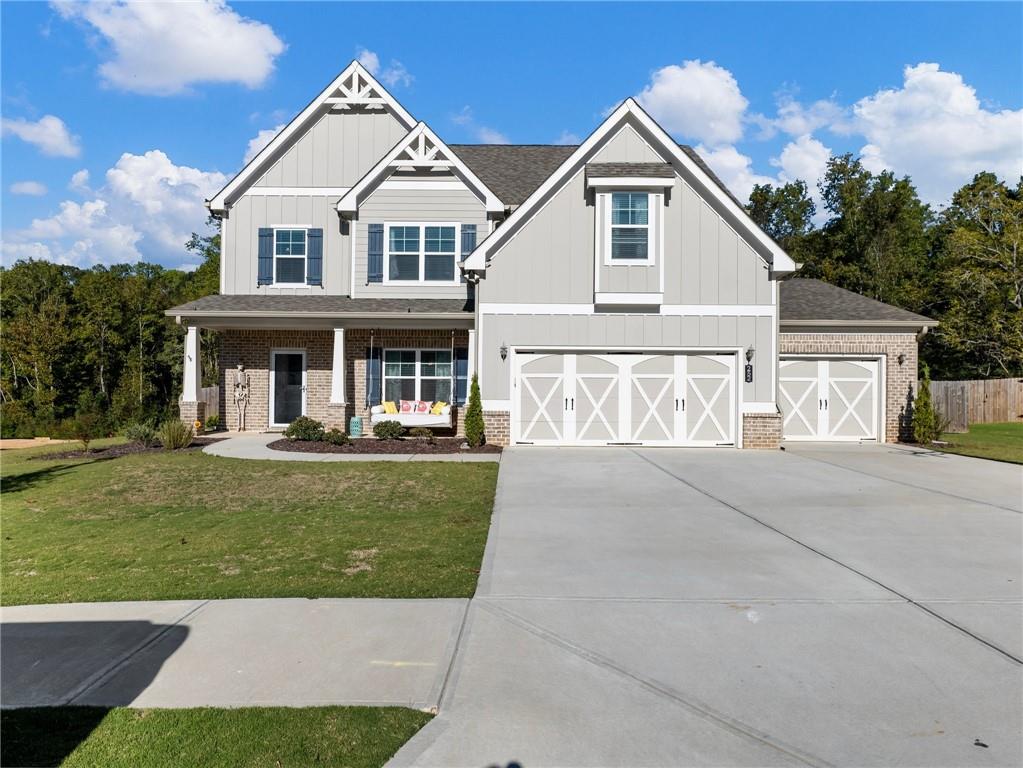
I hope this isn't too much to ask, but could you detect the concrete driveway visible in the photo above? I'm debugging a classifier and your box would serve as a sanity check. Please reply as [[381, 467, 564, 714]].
[[392, 444, 1023, 767]]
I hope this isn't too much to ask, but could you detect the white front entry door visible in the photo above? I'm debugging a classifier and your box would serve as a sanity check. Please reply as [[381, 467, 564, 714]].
[[779, 358, 879, 441], [514, 352, 735, 446]]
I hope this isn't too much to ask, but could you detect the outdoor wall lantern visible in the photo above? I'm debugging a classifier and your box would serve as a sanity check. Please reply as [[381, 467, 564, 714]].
[[897, 353, 906, 366], [745, 347, 755, 363], [500, 343, 508, 361]]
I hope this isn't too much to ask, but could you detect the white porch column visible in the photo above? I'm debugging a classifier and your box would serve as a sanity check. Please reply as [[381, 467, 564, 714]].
[[467, 328, 477, 384], [182, 325, 201, 402], [330, 327, 346, 404]]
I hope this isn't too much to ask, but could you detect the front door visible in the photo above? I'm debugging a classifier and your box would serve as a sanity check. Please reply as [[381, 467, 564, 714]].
[[271, 351, 306, 427]]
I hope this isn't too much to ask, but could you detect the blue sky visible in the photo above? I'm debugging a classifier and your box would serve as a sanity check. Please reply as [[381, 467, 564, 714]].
[[2, 1, 1021, 269]]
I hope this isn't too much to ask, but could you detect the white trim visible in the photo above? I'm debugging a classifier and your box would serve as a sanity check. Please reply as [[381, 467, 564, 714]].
[[467, 329, 477, 384], [482, 399, 510, 411], [602, 190, 654, 266], [780, 319, 937, 329], [350, 216, 358, 298], [270, 227, 312, 287], [479, 302, 777, 316], [594, 292, 662, 305], [330, 328, 346, 405], [182, 325, 201, 402], [379, 180, 467, 191], [464, 99, 797, 272], [269, 348, 307, 428], [587, 177, 675, 188], [382, 222, 462, 286], [742, 402, 779, 414], [219, 218, 227, 295], [337, 123, 504, 214], [243, 187, 352, 196], [209, 61, 415, 211]]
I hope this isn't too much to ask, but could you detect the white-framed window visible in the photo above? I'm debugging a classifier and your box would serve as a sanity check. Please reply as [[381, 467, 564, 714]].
[[385, 223, 460, 283], [608, 192, 651, 262], [383, 349, 453, 402], [274, 228, 307, 284]]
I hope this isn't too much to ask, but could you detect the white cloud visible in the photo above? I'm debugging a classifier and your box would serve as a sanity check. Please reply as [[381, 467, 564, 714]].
[[555, 130, 581, 145], [695, 144, 773, 203], [636, 60, 748, 146], [10, 181, 48, 196], [770, 94, 848, 138], [244, 124, 285, 164], [477, 127, 510, 144], [1, 114, 81, 157], [69, 169, 91, 193], [3, 150, 225, 267], [852, 63, 1023, 205], [773, 134, 832, 187], [355, 47, 413, 88], [451, 106, 508, 144], [53, 0, 285, 96]]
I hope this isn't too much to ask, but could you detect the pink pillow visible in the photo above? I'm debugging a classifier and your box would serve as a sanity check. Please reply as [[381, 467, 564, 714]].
[[415, 400, 431, 413], [399, 400, 414, 413]]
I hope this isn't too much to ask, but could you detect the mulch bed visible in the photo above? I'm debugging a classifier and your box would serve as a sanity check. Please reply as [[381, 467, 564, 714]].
[[268, 437, 501, 455], [32, 436, 227, 461]]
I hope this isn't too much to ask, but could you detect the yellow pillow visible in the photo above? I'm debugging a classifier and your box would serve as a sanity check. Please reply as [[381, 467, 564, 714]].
[[431, 401, 448, 415], [383, 401, 398, 414]]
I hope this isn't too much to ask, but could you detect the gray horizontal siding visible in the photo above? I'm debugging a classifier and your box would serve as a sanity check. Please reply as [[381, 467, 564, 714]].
[[480, 312, 774, 403], [353, 185, 488, 299]]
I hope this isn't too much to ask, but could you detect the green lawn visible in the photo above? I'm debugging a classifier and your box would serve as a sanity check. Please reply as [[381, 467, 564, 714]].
[[1, 706, 431, 768], [936, 422, 1023, 464], [1, 442, 497, 605]]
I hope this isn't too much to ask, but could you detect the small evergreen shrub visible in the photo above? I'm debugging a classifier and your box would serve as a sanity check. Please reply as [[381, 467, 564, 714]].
[[913, 363, 940, 444], [205, 414, 220, 431], [409, 426, 435, 443], [124, 421, 158, 448], [160, 419, 194, 451], [323, 428, 351, 446], [373, 420, 405, 440], [463, 373, 485, 448], [284, 416, 325, 441]]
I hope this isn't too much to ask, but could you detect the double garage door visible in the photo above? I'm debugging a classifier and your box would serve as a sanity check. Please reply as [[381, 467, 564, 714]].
[[513, 352, 735, 446], [779, 358, 880, 441]]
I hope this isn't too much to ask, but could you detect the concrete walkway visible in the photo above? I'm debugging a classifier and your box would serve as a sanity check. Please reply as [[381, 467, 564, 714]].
[[1, 598, 466, 710], [203, 432, 500, 462], [391, 444, 1023, 767]]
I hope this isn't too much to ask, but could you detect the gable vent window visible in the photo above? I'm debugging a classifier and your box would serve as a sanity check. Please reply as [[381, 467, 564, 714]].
[[610, 192, 649, 261], [275, 229, 307, 284], [385, 223, 460, 283]]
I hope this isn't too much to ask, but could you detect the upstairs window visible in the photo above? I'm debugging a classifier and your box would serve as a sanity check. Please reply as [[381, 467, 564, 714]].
[[386, 223, 459, 283], [610, 192, 649, 261], [274, 229, 307, 284]]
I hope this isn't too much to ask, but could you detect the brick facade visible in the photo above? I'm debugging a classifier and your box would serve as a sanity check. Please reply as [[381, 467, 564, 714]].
[[217, 328, 470, 435], [179, 400, 206, 429], [742, 411, 782, 449], [482, 411, 510, 447], [779, 332, 918, 442]]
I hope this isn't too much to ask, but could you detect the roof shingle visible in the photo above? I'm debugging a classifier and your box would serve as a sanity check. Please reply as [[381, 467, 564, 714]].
[[586, 162, 675, 178], [779, 279, 935, 325]]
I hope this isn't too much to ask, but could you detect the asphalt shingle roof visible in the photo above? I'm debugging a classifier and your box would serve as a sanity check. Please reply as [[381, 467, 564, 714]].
[[779, 279, 935, 324], [166, 295, 472, 316], [586, 162, 675, 178]]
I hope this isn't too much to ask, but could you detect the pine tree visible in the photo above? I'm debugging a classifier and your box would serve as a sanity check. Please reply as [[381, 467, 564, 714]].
[[463, 373, 485, 447], [913, 363, 938, 444]]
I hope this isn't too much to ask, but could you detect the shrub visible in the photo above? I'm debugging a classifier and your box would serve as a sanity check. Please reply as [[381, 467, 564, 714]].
[[373, 419, 404, 440], [124, 421, 158, 448], [913, 363, 940, 444], [463, 373, 485, 448], [72, 411, 103, 453], [323, 428, 351, 446], [284, 416, 325, 441], [409, 426, 435, 443], [205, 414, 220, 431], [160, 419, 194, 451]]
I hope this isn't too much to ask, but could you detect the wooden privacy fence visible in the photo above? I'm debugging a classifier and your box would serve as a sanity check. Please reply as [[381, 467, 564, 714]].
[[928, 378, 1023, 432], [196, 386, 219, 420]]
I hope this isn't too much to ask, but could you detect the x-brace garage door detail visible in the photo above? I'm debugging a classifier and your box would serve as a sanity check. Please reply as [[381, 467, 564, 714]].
[[514, 352, 735, 446], [779, 358, 879, 441]]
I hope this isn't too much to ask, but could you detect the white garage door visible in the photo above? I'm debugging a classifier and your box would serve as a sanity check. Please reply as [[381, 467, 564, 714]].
[[779, 358, 880, 441], [514, 352, 735, 446]]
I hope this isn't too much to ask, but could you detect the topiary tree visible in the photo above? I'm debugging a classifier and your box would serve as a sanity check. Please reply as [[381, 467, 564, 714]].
[[913, 363, 938, 444], [463, 373, 485, 447]]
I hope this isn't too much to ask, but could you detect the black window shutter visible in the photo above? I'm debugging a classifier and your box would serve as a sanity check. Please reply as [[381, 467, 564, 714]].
[[460, 224, 476, 284], [306, 228, 323, 286], [454, 348, 469, 405], [367, 224, 384, 283], [366, 347, 383, 406], [257, 228, 273, 285]]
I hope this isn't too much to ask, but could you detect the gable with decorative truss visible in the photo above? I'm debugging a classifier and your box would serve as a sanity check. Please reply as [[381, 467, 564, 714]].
[[336, 122, 504, 215], [208, 61, 417, 212]]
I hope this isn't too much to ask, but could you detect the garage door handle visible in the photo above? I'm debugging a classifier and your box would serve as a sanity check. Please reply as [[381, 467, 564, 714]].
[[565, 397, 568, 411], [819, 399, 823, 410], [824, 399, 828, 410], [570, 398, 574, 410]]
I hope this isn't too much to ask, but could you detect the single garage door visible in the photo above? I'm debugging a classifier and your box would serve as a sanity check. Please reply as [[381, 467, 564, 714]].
[[779, 358, 880, 441], [513, 352, 735, 446]]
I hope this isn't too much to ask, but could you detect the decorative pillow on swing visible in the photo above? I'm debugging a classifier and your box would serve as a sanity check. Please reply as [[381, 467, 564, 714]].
[[414, 400, 431, 413], [430, 401, 448, 415], [399, 400, 415, 413], [382, 401, 398, 414]]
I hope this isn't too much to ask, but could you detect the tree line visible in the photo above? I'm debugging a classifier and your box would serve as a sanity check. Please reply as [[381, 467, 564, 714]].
[[1, 164, 1020, 438]]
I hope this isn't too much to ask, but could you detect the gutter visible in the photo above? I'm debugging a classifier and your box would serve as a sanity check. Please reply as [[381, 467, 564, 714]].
[[780, 319, 938, 329]]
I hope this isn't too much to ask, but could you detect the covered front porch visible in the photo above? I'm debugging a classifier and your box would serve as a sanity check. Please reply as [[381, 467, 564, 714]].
[[167, 296, 475, 435]]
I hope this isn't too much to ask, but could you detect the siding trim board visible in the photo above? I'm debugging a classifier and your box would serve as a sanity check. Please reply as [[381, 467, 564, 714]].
[[479, 303, 776, 316]]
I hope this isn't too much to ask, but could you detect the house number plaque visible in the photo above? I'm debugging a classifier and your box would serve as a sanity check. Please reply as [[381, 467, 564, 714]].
[[744, 364, 754, 383]]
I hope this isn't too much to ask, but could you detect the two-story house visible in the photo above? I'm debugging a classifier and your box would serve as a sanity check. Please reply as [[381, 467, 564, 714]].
[[167, 61, 935, 448]]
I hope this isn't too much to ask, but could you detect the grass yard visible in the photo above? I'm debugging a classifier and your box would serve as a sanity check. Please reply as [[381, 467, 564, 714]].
[[0, 442, 497, 605], [0, 706, 430, 768], [936, 422, 1023, 464]]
